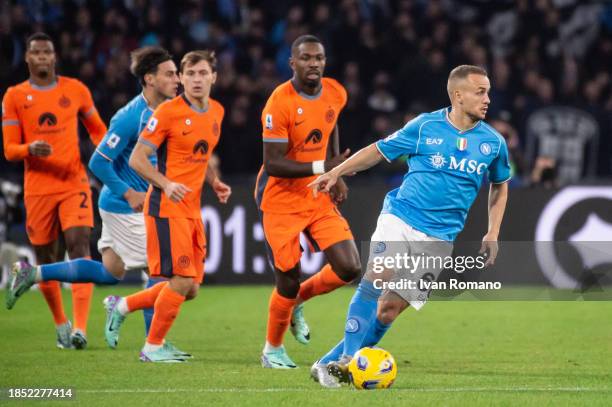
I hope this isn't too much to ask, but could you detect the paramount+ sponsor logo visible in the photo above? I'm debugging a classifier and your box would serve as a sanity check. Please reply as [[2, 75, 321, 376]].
[[193, 139, 209, 155], [300, 128, 324, 152], [38, 112, 57, 126], [183, 139, 210, 164], [35, 112, 65, 135]]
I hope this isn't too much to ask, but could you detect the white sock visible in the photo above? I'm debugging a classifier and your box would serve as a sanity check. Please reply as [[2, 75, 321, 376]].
[[117, 298, 129, 315], [34, 266, 42, 283], [143, 342, 162, 353], [263, 341, 283, 353]]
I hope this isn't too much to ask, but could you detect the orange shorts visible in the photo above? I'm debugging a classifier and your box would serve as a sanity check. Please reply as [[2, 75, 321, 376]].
[[262, 205, 354, 272], [24, 189, 94, 245], [145, 215, 206, 283]]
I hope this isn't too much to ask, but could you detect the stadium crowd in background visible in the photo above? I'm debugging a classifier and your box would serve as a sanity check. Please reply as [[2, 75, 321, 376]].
[[1, 0, 611, 186]]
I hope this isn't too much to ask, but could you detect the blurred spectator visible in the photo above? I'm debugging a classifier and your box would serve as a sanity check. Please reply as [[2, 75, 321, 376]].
[[530, 156, 559, 189], [0, 0, 610, 184]]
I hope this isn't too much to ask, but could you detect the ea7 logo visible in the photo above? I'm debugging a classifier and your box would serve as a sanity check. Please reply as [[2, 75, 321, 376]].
[[449, 156, 488, 174], [426, 138, 443, 145]]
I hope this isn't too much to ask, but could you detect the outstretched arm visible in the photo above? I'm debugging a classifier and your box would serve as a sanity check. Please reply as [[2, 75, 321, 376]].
[[308, 143, 383, 196]]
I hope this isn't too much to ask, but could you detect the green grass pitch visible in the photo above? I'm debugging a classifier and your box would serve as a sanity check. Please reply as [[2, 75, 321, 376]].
[[1, 286, 611, 406]]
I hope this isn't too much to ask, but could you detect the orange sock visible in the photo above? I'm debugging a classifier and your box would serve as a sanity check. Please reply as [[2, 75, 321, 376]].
[[126, 281, 168, 312], [298, 264, 348, 302], [38, 281, 68, 325], [71, 283, 93, 333], [146, 285, 186, 345], [266, 289, 296, 347]]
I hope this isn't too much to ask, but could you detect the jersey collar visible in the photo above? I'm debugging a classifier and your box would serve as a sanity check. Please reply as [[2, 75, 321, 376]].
[[181, 93, 209, 114], [290, 79, 322, 100], [29, 77, 58, 91], [140, 92, 155, 112], [445, 107, 481, 134]]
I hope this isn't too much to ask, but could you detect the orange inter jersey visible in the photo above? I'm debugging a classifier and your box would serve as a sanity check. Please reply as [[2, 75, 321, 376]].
[[140, 94, 224, 219], [255, 78, 347, 214], [1, 76, 106, 196]]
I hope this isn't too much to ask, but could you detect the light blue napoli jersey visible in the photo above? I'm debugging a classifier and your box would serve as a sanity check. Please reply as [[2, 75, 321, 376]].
[[375, 107, 511, 241], [94, 94, 156, 214]]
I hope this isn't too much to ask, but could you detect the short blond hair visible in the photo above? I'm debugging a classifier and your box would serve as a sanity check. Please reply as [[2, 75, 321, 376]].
[[447, 65, 488, 98], [180, 50, 217, 73]]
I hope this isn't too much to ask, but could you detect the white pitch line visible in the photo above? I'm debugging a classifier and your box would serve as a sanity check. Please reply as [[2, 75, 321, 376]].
[[78, 387, 611, 394]]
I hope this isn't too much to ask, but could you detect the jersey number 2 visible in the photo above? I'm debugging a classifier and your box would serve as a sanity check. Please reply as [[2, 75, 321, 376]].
[[79, 192, 88, 209]]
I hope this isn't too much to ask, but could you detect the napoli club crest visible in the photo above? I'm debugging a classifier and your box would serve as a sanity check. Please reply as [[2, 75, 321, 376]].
[[479, 142, 492, 156]]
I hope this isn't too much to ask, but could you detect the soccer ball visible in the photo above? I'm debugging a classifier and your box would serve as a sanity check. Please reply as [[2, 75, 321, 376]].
[[348, 347, 397, 390]]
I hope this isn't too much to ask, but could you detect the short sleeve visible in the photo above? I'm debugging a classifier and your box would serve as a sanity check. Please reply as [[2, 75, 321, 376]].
[[76, 81, 96, 118], [488, 138, 512, 183], [375, 115, 422, 162], [96, 109, 138, 161], [2, 88, 19, 125], [139, 107, 169, 150], [261, 93, 289, 143]]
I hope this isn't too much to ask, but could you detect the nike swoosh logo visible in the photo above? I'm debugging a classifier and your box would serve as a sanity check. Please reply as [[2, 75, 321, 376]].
[[294, 120, 305, 126], [182, 130, 193, 136], [24, 105, 33, 109]]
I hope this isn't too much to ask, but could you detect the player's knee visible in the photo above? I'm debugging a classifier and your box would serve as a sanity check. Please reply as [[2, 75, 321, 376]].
[[101, 249, 126, 279], [169, 276, 194, 296], [65, 236, 90, 259], [185, 281, 199, 300], [334, 259, 362, 282], [377, 302, 401, 325], [67, 244, 90, 259], [275, 271, 300, 298]]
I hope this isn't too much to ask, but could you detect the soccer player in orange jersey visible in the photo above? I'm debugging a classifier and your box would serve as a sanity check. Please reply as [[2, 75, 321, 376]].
[[102, 50, 231, 362], [255, 35, 361, 368], [2, 32, 107, 349]]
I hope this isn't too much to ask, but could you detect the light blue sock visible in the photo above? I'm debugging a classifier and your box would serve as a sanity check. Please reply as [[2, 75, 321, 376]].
[[143, 277, 164, 336], [320, 339, 344, 364], [40, 259, 119, 284], [363, 317, 392, 347], [322, 317, 392, 363], [341, 279, 381, 358]]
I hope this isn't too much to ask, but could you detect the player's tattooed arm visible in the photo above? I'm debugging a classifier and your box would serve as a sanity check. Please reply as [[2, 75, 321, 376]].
[[480, 181, 508, 266], [129, 141, 191, 203]]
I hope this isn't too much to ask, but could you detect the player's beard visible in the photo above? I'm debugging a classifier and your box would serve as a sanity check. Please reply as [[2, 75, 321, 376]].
[[303, 75, 321, 91], [36, 68, 50, 79]]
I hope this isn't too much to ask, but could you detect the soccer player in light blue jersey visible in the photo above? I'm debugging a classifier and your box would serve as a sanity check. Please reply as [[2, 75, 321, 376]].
[[307, 65, 510, 387], [6, 47, 182, 351], [89, 47, 178, 281]]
